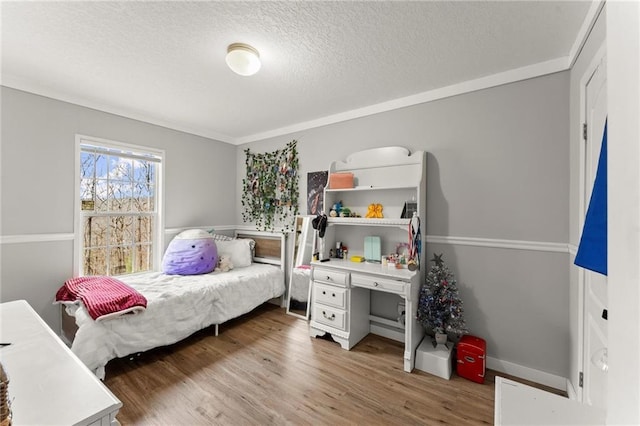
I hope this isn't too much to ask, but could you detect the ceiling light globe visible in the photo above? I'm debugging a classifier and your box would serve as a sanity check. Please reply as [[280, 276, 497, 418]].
[[226, 43, 261, 76]]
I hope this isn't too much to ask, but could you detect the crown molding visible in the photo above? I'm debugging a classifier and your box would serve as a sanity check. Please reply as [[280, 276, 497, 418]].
[[4, 0, 602, 147], [235, 56, 570, 145], [2, 54, 571, 146], [0, 76, 235, 144], [567, 0, 606, 68]]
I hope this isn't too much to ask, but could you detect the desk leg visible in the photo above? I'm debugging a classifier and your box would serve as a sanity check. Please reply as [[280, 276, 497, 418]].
[[403, 295, 424, 373]]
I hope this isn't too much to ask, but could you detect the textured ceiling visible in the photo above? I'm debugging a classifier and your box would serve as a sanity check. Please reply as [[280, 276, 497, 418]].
[[1, 1, 592, 144]]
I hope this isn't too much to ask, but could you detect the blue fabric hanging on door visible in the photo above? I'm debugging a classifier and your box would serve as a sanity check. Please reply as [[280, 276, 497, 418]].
[[575, 120, 607, 276]]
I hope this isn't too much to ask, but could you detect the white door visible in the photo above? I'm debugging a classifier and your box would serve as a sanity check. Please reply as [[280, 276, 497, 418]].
[[581, 54, 608, 410]]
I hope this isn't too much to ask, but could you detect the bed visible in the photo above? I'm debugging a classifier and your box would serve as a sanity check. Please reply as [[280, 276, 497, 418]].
[[60, 230, 286, 379]]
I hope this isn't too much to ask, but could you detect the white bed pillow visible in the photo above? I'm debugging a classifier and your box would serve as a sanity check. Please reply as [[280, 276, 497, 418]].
[[215, 239, 254, 268], [208, 231, 234, 242]]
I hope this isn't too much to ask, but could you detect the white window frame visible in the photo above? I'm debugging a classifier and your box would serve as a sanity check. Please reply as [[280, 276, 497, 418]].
[[73, 134, 165, 276]]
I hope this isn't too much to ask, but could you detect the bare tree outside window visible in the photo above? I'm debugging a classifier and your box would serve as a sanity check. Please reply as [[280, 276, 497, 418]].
[[80, 143, 159, 276]]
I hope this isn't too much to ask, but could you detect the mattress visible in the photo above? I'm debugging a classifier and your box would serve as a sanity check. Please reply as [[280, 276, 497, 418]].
[[65, 263, 284, 379]]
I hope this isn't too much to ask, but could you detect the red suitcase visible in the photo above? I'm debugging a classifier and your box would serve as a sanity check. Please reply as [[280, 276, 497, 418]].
[[456, 335, 486, 384]]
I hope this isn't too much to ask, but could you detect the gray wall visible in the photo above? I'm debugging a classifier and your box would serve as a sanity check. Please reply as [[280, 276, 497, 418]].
[[1, 70, 572, 379], [0, 87, 237, 330], [237, 72, 571, 378]]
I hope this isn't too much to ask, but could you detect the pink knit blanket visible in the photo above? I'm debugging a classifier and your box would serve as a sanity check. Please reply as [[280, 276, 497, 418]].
[[56, 276, 147, 322]]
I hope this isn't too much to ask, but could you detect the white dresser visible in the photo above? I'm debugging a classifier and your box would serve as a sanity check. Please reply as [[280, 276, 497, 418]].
[[310, 264, 370, 350], [0, 300, 121, 425]]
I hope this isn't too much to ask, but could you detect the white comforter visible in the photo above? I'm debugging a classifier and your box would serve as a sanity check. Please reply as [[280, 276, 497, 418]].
[[66, 263, 284, 378]]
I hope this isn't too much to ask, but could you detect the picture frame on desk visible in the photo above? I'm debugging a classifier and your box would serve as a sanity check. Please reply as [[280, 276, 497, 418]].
[[401, 201, 417, 219]]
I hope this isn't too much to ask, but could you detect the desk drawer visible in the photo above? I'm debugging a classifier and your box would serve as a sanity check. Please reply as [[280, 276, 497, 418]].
[[314, 282, 347, 309], [313, 304, 346, 331], [313, 268, 348, 287], [351, 273, 406, 295]]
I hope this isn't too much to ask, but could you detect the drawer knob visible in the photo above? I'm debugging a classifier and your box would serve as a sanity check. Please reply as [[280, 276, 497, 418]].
[[322, 291, 326, 295], [374, 282, 379, 287], [332, 293, 335, 297], [322, 311, 335, 321], [326, 276, 332, 281]]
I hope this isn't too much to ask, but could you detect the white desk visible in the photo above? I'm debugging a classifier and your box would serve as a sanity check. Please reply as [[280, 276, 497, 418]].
[[309, 259, 423, 372], [0, 300, 121, 425], [495, 377, 605, 425]]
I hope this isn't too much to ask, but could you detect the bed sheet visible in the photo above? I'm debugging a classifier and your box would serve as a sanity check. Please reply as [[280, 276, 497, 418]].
[[66, 263, 284, 378]]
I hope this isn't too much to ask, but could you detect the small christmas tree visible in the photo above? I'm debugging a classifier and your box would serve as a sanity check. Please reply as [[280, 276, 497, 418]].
[[417, 253, 468, 337]]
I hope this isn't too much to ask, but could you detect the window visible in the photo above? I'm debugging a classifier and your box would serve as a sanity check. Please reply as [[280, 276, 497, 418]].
[[75, 135, 163, 276]]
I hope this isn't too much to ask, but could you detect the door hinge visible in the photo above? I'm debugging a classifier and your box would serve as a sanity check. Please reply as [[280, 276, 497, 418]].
[[579, 371, 584, 388], [583, 123, 588, 141]]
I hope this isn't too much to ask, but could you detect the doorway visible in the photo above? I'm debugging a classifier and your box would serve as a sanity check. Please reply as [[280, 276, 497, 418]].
[[578, 50, 608, 410]]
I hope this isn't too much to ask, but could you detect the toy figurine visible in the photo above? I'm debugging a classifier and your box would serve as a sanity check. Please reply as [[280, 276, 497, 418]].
[[365, 203, 384, 218]]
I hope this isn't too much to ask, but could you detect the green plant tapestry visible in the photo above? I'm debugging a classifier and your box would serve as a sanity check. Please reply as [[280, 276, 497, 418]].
[[242, 140, 299, 231]]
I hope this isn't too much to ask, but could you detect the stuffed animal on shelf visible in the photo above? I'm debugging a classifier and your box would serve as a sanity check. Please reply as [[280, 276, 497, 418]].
[[329, 201, 343, 217], [215, 255, 234, 273], [365, 203, 384, 218], [340, 207, 351, 217]]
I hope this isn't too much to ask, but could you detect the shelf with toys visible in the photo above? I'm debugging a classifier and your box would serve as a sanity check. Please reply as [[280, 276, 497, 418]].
[[318, 146, 426, 265], [325, 188, 417, 223]]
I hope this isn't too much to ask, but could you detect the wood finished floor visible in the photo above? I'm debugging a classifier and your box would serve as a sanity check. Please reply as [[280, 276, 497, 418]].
[[104, 303, 563, 425]]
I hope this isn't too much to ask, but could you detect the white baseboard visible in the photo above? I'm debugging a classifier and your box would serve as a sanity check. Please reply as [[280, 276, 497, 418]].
[[369, 316, 405, 344], [487, 356, 567, 392], [566, 379, 579, 400], [370, 324, 404, 343], [367, 323, 569, 391]]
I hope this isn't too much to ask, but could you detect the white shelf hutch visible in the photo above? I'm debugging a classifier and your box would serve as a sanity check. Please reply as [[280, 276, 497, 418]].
[[309, 147, 426, 372]]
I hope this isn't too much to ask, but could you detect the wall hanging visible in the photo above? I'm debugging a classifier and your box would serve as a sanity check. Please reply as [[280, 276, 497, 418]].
[[242, 140, 299, 231], [307, 170, 328, 215]]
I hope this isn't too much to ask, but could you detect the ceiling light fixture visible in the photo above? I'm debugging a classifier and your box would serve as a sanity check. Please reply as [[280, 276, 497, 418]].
[[225, 43, 261, 76]]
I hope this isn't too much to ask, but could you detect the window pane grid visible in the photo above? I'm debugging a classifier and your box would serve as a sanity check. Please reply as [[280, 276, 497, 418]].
[[79, 139, 160, 276], [83, 213, 154, 275], [80, 151, 157, 215]]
